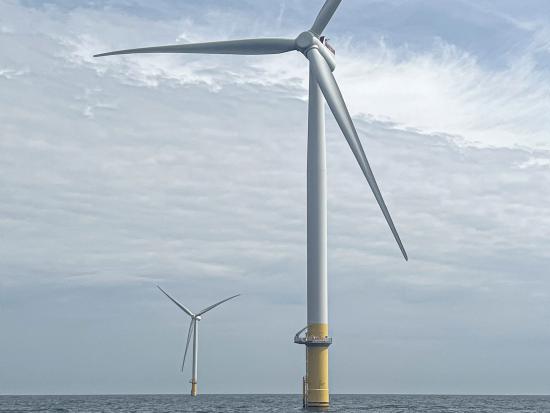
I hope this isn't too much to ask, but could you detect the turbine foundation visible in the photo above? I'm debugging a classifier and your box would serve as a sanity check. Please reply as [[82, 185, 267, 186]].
[[306, 323, 330, 407], [294, 324, 332, 407]]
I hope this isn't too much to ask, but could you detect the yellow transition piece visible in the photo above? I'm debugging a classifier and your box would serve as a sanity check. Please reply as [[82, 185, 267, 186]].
[[306, 323, 329, 407]]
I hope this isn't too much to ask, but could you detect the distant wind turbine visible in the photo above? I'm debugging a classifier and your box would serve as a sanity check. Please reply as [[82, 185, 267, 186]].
[[97, 0, 407, 407], [157, 285, 240, 396]]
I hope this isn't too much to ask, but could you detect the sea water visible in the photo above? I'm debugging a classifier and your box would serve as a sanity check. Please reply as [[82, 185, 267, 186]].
[[1, 394, 550, 412]]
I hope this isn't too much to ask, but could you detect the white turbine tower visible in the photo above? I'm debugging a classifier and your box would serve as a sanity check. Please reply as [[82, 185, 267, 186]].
[[157, 285, 240, 396], [97, 0, 407, 407]]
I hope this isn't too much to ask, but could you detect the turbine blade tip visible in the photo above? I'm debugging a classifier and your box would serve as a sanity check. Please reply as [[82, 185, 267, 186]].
[[94, 51, 119, 57]]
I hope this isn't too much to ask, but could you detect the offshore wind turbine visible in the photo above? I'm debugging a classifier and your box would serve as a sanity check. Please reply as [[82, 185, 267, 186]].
[[156, 285, 240, 396], [96, 0, 407, 407]]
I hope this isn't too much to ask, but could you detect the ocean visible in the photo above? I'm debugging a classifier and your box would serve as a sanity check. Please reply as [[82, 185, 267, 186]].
[[1, 394, 550, 412]]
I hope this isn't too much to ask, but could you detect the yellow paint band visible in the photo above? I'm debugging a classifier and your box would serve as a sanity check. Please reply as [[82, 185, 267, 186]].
[[306, 323, 329, 406]]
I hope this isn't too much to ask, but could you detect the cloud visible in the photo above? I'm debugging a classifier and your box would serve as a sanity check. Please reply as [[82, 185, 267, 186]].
[[1, 0, 550, 395], [45, 0, 550, 150], [0, 67, 29, 79]]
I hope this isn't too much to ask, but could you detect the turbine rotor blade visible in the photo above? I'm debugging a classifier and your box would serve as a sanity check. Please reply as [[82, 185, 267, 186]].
[[310, 0, 343, 36], [94, 38, 296, 57], [307, 48, 408, 260], [157, 285, 195, 317], [196, 294, 240, 316], [181, 319, 195, 372]]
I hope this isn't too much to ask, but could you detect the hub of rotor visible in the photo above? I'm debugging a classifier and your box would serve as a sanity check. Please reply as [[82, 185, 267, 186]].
[[295, 31, 336, 71], [295, 31, 316, 52]]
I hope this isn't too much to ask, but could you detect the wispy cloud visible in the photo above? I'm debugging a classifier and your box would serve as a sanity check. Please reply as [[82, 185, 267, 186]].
[[49, 0, 550, 150]]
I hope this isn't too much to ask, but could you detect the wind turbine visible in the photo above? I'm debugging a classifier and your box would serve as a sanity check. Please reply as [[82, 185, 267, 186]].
[[96, 0, 407, 407], [156, 285, 240, 396]]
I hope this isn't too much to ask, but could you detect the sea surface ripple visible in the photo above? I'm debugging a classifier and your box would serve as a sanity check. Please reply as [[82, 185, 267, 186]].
[[1, 394, 550, 412]]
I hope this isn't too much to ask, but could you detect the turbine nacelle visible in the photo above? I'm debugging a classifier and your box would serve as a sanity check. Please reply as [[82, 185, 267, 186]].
[[319, 36, 335, 55], [194, 315, 202, 321], [296, 31, 336, 71]]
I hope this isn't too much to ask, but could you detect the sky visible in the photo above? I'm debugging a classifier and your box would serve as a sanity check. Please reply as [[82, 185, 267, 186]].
[[1, 0, 550, 395]]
